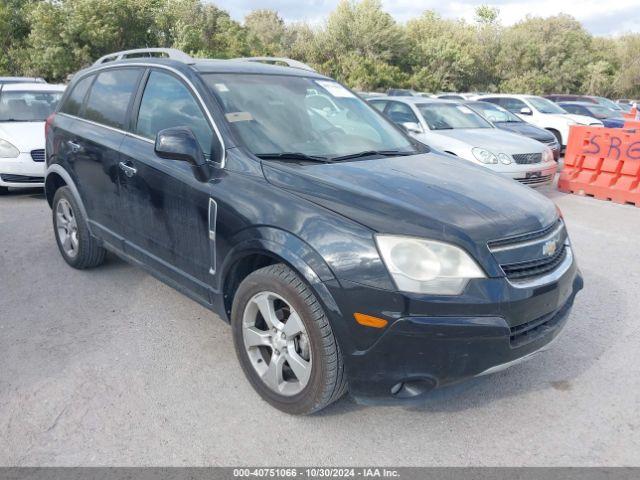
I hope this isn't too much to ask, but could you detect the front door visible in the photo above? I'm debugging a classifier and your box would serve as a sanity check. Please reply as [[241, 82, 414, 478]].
[[118, 69, 219, 303]]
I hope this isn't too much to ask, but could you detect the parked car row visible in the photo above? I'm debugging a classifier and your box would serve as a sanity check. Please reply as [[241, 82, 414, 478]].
[[37, 48, 582, 414]]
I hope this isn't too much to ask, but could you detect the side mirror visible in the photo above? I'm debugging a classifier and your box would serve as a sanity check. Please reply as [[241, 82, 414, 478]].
[[519, 107, 533, 116], [401, 121, 424, 134], [155, 127, 206, 166]]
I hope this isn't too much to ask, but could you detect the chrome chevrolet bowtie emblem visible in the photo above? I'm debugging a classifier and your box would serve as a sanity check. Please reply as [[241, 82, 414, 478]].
[[542, 238, 558, 257]]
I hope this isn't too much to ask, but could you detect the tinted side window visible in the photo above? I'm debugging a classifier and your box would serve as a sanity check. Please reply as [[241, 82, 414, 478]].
[[84, 69, 141, 129], [386, 102, 419, 124], [369, 100, 388, 112], [501, 98, 527, 112], [135, 71, 212, 153], [60, 75, 94, 116]]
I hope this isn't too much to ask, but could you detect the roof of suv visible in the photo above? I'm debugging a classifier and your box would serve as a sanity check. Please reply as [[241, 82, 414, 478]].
[[81, 57, 329, 79]]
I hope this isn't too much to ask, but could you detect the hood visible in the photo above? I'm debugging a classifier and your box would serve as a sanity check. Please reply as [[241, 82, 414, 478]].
[[602, 118, 625, 128], [425, 128, 547, 154], [262, 153, 557, 250], [0, 122, 44, 152], [495, 122, 556, 143], [554, 113, 602, 126]]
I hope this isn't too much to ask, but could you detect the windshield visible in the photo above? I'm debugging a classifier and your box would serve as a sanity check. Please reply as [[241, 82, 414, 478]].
[[0, 91, 63, 122], [527, 97, 567, 114], [467, 102, 521, 123], [203, 74, 416, 159], [417, 103, 492, 130], [585, 104, 621, 118], [595, 97, 622, 111]]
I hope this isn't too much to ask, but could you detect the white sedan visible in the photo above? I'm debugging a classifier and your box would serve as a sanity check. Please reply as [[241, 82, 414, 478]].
[[0, 82, 66, 194], [369, 97, 558, 187]]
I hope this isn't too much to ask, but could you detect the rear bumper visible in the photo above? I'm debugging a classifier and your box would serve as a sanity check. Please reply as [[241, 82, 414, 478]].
[[0, 152, 45, 188], [325, 249, 583, 403]]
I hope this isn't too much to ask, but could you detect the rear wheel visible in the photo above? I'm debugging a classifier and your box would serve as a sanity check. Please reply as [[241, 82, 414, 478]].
[[231, 263, 347, 415], [52, 186, 106, 269]]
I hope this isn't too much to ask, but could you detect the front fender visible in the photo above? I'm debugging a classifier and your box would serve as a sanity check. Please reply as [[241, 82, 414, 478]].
[[218, 227, 342, 318]]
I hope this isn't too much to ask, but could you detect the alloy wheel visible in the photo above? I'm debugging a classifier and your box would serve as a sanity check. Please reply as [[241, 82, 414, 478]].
[[56, 198, 79, 258], [242, 291, 312, 396]]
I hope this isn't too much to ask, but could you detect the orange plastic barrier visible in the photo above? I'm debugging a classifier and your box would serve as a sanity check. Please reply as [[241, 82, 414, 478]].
[[623, 106, 637, 119], [558, 125, 640, 207], [624, 120, 640, 129]]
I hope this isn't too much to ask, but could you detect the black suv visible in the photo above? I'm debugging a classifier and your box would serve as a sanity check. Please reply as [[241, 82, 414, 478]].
[[45, 49, 583, 414]]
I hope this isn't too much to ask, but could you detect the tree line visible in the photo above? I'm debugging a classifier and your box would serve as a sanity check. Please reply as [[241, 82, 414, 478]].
[[1, 0, 639, 97]]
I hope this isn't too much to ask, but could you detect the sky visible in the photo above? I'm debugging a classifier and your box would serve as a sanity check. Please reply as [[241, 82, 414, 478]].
[[215, 0, 640, 36]]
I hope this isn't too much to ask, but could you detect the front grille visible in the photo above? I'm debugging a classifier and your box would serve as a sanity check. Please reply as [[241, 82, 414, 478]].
[[488, 219, 562, 250], [512, 153, 542, 164], [517, 174, 553, 186], [0, 174, 44, 183], [31, 149, 45, 162], [510, 298, 573, 347], [501, 244, 567, 280]]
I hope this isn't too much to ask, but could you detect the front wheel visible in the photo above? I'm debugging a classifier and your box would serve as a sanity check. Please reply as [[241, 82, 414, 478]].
[[231, 264, 347, 415]]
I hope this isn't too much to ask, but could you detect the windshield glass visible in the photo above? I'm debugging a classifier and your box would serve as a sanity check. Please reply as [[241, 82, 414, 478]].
[[527, 97, 567, 114], [203, 74, 416, 158], [595, 97, 622, 111], [417, 103, 492, 130], [467, 102, 521, 123], [0, 91, 63, 122], [585, 104, 621, 118]]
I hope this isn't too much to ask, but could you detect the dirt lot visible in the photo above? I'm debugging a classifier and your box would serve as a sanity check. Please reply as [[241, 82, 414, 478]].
[[0, 186, 639, 466]]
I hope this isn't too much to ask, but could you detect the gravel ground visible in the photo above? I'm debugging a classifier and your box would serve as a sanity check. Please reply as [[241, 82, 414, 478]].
[[0, 186, 639, 466]]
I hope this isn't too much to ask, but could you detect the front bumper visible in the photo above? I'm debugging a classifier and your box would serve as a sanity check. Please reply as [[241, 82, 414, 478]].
[[499, 162, 558, 188], [0, 152, 45, 188], [324, 249, 583, 403]]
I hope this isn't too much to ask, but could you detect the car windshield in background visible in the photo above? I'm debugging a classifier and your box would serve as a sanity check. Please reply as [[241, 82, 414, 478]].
[[203, 74, 417, 159], [469, 102, 521, 123], [0, 91, 63, 122], [527, 97, 567, 114], [586, 105, 621, 118], [417, 103, 492, 130]]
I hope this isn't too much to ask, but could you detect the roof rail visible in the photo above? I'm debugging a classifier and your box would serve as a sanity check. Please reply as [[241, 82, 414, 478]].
[[231, 57, 316, 72], [93, 48, 194, 66]]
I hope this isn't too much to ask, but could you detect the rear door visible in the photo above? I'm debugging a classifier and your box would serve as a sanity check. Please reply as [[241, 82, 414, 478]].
[[118, 68, 219, 302], [59, 68, 143, 246]]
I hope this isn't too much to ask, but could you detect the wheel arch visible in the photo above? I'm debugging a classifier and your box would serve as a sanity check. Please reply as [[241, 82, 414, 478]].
[[45, 165, 90, 225], [218, 230, 340, 323]]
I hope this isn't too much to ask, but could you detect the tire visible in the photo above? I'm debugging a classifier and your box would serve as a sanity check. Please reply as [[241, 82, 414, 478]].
[[52, 186, 106, 269], [548, 129, 563, 149], [231, 263, 348, 415], [0, 186, 9, 195]]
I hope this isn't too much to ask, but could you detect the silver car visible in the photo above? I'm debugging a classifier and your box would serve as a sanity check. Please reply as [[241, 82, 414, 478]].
[[369, 97, 558, 188]]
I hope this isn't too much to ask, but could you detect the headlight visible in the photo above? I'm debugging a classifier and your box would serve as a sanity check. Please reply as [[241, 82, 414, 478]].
[[565, 119, 577, 126], [0, 139, 19, 158], [497, 153, 512, 165], [542, 147, 554, 163], [375, 235, 485, 295], [472, 147, 498, 164]]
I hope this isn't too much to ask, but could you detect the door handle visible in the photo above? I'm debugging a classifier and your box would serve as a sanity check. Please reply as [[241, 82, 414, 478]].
[[119, 162, 137, 178], [67, 140, 82, 153]]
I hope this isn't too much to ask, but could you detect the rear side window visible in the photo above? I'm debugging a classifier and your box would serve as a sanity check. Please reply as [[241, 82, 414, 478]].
[[500, 98, 528, 112], [369, 100, 388, 112], [386, 102, 419, 124], [135, 71, 212, 153], [60, 75, 94, 116], [84, 69, 141, 129]]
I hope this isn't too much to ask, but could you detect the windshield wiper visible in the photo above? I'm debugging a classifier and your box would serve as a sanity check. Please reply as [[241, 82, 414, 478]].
[[329, 150, 415, 162], [255, 152, 330, 163]]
